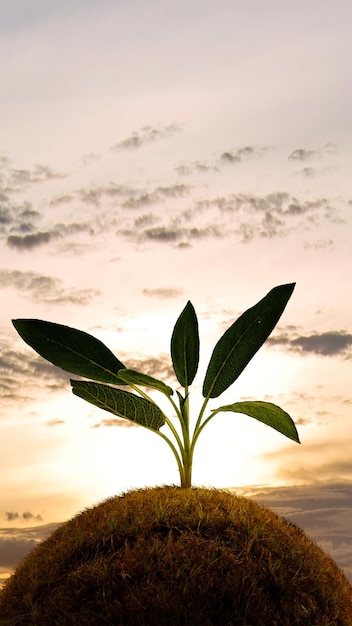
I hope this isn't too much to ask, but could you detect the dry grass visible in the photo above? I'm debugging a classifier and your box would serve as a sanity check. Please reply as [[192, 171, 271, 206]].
[[1, 486, 351, 625]]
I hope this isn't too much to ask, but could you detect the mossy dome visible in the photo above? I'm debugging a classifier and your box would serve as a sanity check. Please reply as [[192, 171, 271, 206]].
[[1, 486, 351, 626]]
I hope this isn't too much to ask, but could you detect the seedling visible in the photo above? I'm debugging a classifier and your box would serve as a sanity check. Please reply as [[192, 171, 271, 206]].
[[12, 283, 300, 487]]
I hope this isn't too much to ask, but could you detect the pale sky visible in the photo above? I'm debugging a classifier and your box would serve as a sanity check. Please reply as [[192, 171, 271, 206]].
[[1, 0, 352, 584]]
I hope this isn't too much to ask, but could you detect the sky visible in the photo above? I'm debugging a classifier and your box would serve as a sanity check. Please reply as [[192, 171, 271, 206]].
[[0, 0, 351, 586]]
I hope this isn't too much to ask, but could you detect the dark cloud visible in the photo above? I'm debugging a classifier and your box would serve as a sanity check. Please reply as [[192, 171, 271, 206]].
[[220, 151, 241, 165], [111, 124, 181, 151], [267, 330, 352, 357], [4, 512, 18, 522], [126, 355, 175, 382], [157, 184, 189, 198], [77, 183, 136, 206], [142, 288, 183, 299], [121, 184, 190, 210], [288, 143, 338, 163], [3, 164, 66, 192], [289, 148, 318, 161], [144, 226, 181, 242], [7, 222, 92, 250], [245, 482, 352, 583], [114, 183, 342, 247], [49, 193, 75, 206], [176, 145, 272, 176], [122, 192, 160, 210], [0, 523, 60, 571], [22, 512, 43, 522], [134, 214, 158, 229], [5, 512, 43, 523], [220, 145, 270, 165], [0, 269, 99, 304], [140, 224, 222, 245], [7, 231, 52, 248], [0, 337, 70, 405]]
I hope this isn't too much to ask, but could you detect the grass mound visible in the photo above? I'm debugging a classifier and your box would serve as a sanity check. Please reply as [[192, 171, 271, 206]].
[[1, 486, 351, 626]]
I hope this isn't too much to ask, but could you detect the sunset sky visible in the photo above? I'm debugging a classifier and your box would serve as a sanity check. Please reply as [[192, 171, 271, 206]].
[[1, 0, 352, 585]]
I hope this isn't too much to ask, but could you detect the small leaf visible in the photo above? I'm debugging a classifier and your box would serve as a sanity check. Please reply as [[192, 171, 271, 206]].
[[211, 401, 300, 443], [171, 301, 199, 387], [71, 380, 165, 431], [202, 283, 295, 398], [12, 319, 126, 385], [117, 369, 173, 396]]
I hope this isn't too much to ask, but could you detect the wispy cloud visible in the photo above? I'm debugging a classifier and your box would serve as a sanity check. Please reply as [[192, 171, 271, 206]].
[[142, 288, 183, 299], [90, 417, 138, 429], [0, 523, 60, 573], [111, 124, 181, 151], [267, 330, 352, 357], [5, 511, 43, 523], [176, 145, 272, 176], [7, 222, 93, 250], [247, 482, 352, 582], [2, 163, 66, 193], [288, 142, 338, 162], [0, 269, 100, 304]]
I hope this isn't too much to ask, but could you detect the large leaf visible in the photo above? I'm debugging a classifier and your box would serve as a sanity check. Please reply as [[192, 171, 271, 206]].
[[12, 319, 126, 385], [71, 380, 165, 431], [211, 401, 300, 443], [202, 283, 295, 398], [171, 301, 199, 387], [117, 369, 173, 396]]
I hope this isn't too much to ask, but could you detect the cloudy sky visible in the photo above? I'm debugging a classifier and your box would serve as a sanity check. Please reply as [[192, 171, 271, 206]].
[[1, 0, 352, 585]]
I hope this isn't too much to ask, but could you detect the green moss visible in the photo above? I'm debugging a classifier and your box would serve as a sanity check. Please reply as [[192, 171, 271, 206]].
[[1, 487, 351, 625]]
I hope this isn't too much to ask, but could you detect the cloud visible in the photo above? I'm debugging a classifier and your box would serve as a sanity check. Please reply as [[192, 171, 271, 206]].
[[4, 512, 18, 522], [111, 124, 181, 151], [7, 222, 93, 250], [3, 164, 66, 192], [77, 183, 134, 206], [289, 148, 318, 161], [114, 185, 340, 247], [176, 145, 272, 176], [141, 224, 222, 245], [267, 330, 352, 357], [0, 523, 60, 571], [90, 417, 138, 429], [244, 482, 352, 582], [142, 288, 183, 299], [46, 419, 65, 427], [125, 355, 175, 382], [288, 143, 338, 163], [0, 337, 71, 405], [5, 511, 43, 523], [0, 269, 99, 305], [121, 184, 190, 210]]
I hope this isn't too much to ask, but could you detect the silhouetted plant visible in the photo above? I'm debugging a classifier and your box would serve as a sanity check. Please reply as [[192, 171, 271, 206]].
[[13, 283, 300, 488]]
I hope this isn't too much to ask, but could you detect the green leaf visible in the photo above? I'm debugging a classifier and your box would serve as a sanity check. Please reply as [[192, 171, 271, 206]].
[[202, 283, 295, 398], [171, 301, 199, 387], [12, 319, 126, 385], [211, 401, 300, 443], [71, 380, 165, 431], [117, 369, 173, 396]]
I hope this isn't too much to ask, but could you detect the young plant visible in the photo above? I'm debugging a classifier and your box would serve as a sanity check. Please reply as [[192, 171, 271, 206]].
[[12, 283, 300, 488]]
